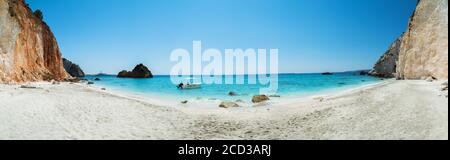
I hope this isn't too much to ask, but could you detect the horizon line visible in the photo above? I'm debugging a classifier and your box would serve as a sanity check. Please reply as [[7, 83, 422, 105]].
[[85, 69, 371, 76]]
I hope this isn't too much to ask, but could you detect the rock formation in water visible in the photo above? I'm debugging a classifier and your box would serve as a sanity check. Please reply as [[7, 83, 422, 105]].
[[371, 0, 448, 80], [117, 63, 153, 78], [63, 58, 85, 77], [321, 72, 333, 75], [369, 36, 403, 78], [0, 0, 68, 83]]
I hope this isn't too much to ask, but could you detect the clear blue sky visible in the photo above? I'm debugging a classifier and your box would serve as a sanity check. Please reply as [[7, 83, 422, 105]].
[[28, 0, 417, 75]]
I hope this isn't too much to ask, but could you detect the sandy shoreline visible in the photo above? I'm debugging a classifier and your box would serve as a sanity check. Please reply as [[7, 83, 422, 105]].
[[83, 80, 390, 109], [0, 80, 448, 140]]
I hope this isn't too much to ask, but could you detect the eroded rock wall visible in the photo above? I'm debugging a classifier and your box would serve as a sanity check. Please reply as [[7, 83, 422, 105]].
[[396, 0, 448, 80], [63, 58, 85, 77], [369, 35, 403, 78], [0, 0, 68, 83]]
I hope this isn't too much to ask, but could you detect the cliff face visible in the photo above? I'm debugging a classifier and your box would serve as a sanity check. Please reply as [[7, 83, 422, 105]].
[[369, 35, 403, 78], [63, 58, 85, 77], [0, 0, 68, 83], [371, 0, 448, 80], [397, 0, 448, 80]]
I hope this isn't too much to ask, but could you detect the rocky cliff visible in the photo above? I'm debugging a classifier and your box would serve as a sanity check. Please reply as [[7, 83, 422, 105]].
[[397, 0, 448, 80], [369, 35, 403, 78], [63, 58, 85, 77], [0, 0, 68, 83], [371, 0, 448, 80]]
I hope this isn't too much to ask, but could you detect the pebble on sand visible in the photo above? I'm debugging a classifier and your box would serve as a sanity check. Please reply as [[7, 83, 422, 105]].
[[252, 95, 270, 103], [219, 101, 240, 108]]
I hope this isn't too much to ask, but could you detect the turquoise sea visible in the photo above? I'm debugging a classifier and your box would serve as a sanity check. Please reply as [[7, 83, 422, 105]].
[[86, 72, 382, 101]]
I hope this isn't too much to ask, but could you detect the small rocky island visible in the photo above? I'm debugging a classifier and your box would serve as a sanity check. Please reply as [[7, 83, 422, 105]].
[[118, 64, 153, 78]]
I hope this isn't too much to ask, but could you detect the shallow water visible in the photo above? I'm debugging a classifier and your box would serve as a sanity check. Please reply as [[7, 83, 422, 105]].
[[86, 72, 382, 102]]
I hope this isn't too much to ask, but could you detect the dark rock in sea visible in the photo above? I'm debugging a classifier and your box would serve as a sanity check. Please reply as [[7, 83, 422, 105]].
[[63, 58, 85, 77], [359, 70, 370, 76], [321, 72, 333, 75], [181, 100, 188, 104], [87, 82, 94, 85], [228, 91, 237, 96], [338, 82, 346, 85], [117, 64, 153, 78], [252, 95, 270, 103], [94, 78, 101, 81]]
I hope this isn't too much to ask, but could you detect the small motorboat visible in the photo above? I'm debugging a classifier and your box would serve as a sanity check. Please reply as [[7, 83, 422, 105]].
[[177, 78, 202, 90], [183, 83, 201, 89]]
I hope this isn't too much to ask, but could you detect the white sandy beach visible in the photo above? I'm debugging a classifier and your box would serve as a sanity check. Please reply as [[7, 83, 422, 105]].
[[0, 80, 447, 140]]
